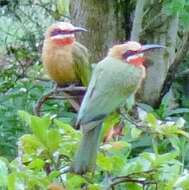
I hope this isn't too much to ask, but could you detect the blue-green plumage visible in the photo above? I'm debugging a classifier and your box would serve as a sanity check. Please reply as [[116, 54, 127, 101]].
[[71, 41, 163, 174], [71, 56, 145, 174], [77, 57, 144, 132]]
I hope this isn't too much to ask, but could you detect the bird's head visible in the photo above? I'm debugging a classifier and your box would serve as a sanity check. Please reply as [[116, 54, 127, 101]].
[[108, 41, 164, 66], [45, 22, 87, 46]]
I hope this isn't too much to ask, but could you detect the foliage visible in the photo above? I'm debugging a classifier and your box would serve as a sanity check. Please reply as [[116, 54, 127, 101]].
[[163, 0, 189, 30], [0, 65, 76, 158], [1, 0, 189, 189], [0, 110, 189, 189], [0, 0, 71, 159]]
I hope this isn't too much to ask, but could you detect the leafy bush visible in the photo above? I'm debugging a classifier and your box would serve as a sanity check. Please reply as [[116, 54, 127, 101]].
[[0, 110, 189, 189], [1, 0, 189, 189], [0, 0, 71, 159]]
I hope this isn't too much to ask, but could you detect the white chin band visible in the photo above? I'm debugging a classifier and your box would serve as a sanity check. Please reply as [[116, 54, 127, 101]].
[[50, 34, 75, 40], [127, 53, 144, 62]]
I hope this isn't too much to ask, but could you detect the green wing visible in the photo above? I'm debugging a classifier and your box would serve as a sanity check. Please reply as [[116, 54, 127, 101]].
[[77, 57, 143, 131], [73, 42, 92, 86]]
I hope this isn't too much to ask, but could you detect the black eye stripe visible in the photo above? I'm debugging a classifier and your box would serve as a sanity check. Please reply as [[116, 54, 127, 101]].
[[123, 50, 138, 58], [50, 29, 74, 36]]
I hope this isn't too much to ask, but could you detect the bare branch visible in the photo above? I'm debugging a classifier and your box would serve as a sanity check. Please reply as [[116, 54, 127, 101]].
[[105, 173, 157, 190], [60, 166, 71, 174], [33, 86, 86, 116]]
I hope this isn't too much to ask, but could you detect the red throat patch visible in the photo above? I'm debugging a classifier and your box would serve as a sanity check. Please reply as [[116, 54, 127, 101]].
[[53, 37, 75, 46], [128, 57, 145, 66]]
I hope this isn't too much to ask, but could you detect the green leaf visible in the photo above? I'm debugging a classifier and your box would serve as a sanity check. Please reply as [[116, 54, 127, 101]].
[[19, 134, 44, 154], [174, 173, 189, 189], [110, 141, 131, 151], [88, 184, 102, 190], [131, 126, 142, 139], [8, 173, 16, 190], [48, 171, 60, 181], [166, 108, 189, 117], [100, 112, 121, 141], [145, 113, 157, 127], [158, 160, 181, 186], [30, 116, 51, 145], [66, 174, 87, 190], [141, 152, 178, 167], [180, 8, 189, 31], [97, 153, 113, 172], [137, 103, 154, 113], [127, 183, 143, 190], [0, 159, 8, 187], [111, 156, 125, 172], [121, 157, 151, 176], [54, 119, 79, 137], [163, 0, 185, 15], [28, 158, 45, 170], [175, 118, 186, 128], [46, 129, 61, 153], [169, 136, 181, 153], [18, 110, 32, 126], [154, 152, 178, 167]]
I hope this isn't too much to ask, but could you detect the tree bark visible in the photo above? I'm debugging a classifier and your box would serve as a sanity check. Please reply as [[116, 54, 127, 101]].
[[132, 1, 179, 106], [130, 0, 146, 41], [70, 0, 180, 107], [70, 0, 130, 62]]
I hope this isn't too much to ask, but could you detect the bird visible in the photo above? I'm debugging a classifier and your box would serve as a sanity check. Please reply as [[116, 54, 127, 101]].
[[42, 22, 91, 111], [71, 41, 164, 174]]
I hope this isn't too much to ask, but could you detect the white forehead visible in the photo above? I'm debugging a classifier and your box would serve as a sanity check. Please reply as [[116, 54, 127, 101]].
[[55, 22, 75, 30], [125, 41, 142, 51]]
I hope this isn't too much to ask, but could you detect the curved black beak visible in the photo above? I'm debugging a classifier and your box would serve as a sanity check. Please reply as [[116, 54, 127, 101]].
[[72, 26, 87, 33], [123, 44, 165, 59], [140, 44, 165, 53]]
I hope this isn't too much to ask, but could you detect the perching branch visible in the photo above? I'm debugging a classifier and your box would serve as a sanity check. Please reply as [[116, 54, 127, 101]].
[[33, 86, 86, 116], [105, 172, 157, 190]]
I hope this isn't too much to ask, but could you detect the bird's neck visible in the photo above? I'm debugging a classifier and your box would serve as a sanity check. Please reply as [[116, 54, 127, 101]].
[[109, 54, 145, 67], [127, 57, 145, 67], [43, 39, 74, 55], [52, 37, 75, 46]]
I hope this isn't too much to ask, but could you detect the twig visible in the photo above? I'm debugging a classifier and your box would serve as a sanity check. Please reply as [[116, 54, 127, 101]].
[[118, 108, 143, 128], [60, 166, 70, 174], [17, 74, 51, 82], [105, 175, 157, 190], [121, 113, 142, 128], [48, 95, 82, 100], [33, 86, 86, 116], [33, 89, 55, 116]]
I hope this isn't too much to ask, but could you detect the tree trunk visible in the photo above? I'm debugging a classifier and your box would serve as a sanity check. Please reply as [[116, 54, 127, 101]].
[[70, 0, 131, 62], [130, 0, 146, 41], [70, 0, 179, 106], [132, 1, 179, 106]]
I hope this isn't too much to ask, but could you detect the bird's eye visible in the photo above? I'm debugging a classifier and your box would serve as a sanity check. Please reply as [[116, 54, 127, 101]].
[[51, 29, 63, 36], [126, 50, 134, 56], [123, 50, 137, 58]]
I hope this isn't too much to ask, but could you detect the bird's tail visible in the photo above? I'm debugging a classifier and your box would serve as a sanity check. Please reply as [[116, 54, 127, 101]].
[[71, 126, 101, 174]]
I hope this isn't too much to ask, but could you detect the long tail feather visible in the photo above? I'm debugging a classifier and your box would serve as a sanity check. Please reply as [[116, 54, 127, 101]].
[[71, 126, 101, 174]]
